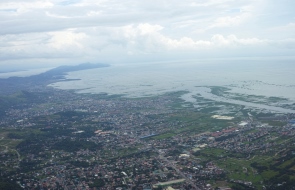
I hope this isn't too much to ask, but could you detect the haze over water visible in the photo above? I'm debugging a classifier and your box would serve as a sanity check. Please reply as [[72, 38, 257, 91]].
[[49, 60, 294, 96], [49, 59, 295, 113]]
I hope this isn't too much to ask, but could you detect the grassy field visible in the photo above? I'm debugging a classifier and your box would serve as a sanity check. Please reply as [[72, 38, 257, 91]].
[[194, 145, 295, 189], [152, 133, 175, 140]]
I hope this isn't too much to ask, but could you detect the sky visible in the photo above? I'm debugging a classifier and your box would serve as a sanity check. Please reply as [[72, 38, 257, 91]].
[[0, 0, 295, 70]]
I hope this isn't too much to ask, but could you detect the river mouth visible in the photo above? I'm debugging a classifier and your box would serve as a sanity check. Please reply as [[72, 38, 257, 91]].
[[181, 86, 295, 114]]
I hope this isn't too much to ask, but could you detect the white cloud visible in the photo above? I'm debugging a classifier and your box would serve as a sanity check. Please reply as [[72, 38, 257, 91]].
[[119, 24, 267, 50], [0, 0, 294, 67], [210, 13, 251, 28], [0, 1, 54, 14], [48, 29, 87, 49], [0, 23, 269, 60], [271, 22, 295, 33]]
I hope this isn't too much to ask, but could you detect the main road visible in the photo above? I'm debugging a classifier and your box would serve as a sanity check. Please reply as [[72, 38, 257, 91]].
[[137, 136, 201, 189], [158, 153, 201, 190]]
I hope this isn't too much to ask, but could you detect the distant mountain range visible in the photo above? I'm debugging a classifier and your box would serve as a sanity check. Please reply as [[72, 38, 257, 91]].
[[43, 63, 109, 76], [0, 63, 109, 95]]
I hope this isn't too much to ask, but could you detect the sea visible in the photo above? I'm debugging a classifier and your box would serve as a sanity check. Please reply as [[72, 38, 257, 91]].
[[47, 58, 295, 113]]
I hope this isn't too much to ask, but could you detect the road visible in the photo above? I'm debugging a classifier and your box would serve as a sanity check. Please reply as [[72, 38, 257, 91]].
[[137, 137, 201, 189], [158, 153, 200, 190]]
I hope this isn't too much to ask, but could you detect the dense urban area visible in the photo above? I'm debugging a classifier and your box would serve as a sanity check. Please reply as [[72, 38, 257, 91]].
[[1, 65, 295, 190]]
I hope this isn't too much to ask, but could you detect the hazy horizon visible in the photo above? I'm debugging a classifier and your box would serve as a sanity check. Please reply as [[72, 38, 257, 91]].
[[46, 60, 295, 98], [0, 0, 295, 69]]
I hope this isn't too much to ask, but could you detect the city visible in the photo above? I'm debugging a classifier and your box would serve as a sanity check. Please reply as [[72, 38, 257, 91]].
[[1, 84, 295, 189]]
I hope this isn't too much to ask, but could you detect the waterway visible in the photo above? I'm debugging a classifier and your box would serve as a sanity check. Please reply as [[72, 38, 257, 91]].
[[181, 87, 295, 113]]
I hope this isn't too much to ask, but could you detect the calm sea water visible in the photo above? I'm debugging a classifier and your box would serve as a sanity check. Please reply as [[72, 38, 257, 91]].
[[48, 60, 295, 97], [48, 59, 295, 113]]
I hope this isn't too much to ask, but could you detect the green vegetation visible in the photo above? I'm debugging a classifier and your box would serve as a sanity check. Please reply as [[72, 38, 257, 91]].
[[196, 146, 295, 189], [89, 179, 105, 188], [117, 147, 140, 157], [0, 79, 294, 190], [152, 133, 175, 140], [0, 179, 22, 190], [208, 86, 294, 112], [177, 113, 234, 133], [210, 86, 230, 96], [70, 161, 90, 167], [261, 120, 287, 127], [53, 139, 100, 152]]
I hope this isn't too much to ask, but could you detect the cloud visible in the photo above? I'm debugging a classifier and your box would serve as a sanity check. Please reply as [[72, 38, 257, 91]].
[[0, 29, 87, 62], [271, 22, 295, 33], [0, 1, 54, 14], [48, 29, 87, 49], [112, 24, 267, 51], [210, 13, 251, 28], [271, 39, 295, 49], [0, 23, 272, 63], [0, 0, 295, 68]]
